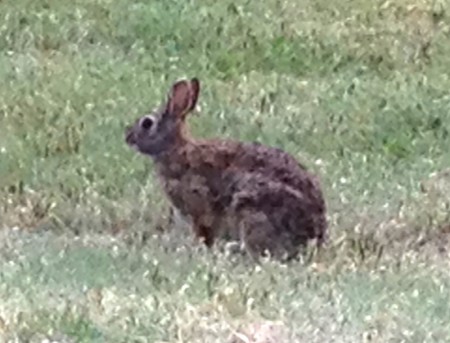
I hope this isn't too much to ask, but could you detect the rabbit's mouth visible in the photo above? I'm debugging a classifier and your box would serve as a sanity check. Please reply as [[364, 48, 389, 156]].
[[125, 126, 138, 148]]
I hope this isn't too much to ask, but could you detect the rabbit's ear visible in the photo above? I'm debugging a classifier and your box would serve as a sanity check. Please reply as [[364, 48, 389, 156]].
[[188, 78, 200, 112], [165, 78, 200, 120]]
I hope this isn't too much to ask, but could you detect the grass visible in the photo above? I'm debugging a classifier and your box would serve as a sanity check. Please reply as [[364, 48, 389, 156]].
[[0, 0, 450, 341]]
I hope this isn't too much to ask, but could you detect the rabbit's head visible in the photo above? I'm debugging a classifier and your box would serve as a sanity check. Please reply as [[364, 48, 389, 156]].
[[125, 78, 200, 156]]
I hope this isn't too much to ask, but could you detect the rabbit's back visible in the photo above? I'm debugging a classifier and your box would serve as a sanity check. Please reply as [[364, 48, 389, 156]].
[[232, 141, 323, 197], [156, 138, 322, 202]]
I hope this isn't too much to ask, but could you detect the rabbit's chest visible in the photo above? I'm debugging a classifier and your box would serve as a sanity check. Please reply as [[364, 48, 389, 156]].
[[161, 173, 220, 216]]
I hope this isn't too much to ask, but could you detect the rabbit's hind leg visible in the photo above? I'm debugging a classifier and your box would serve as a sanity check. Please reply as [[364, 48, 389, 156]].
[[237, 208, 288, 262]]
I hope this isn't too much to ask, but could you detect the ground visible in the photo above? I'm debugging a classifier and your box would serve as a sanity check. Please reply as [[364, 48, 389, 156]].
[[1, 0, 450, 342]]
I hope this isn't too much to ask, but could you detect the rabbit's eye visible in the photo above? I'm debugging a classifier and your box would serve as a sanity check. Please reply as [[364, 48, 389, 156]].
[[140, 116, 154, 130]]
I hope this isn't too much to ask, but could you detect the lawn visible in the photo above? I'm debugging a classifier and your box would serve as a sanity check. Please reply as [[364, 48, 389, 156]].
[[1, 0, 450, 341]]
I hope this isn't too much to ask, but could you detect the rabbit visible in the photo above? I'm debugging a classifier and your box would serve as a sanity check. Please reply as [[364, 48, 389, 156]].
[[125, 77, 327, 261]]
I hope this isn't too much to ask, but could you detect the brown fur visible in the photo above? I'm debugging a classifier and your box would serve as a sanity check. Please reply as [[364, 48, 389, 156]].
[[125, 78, 327, 261]]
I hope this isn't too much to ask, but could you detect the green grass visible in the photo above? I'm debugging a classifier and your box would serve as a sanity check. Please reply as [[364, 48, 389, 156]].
[[1, 0, 450, 341]]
